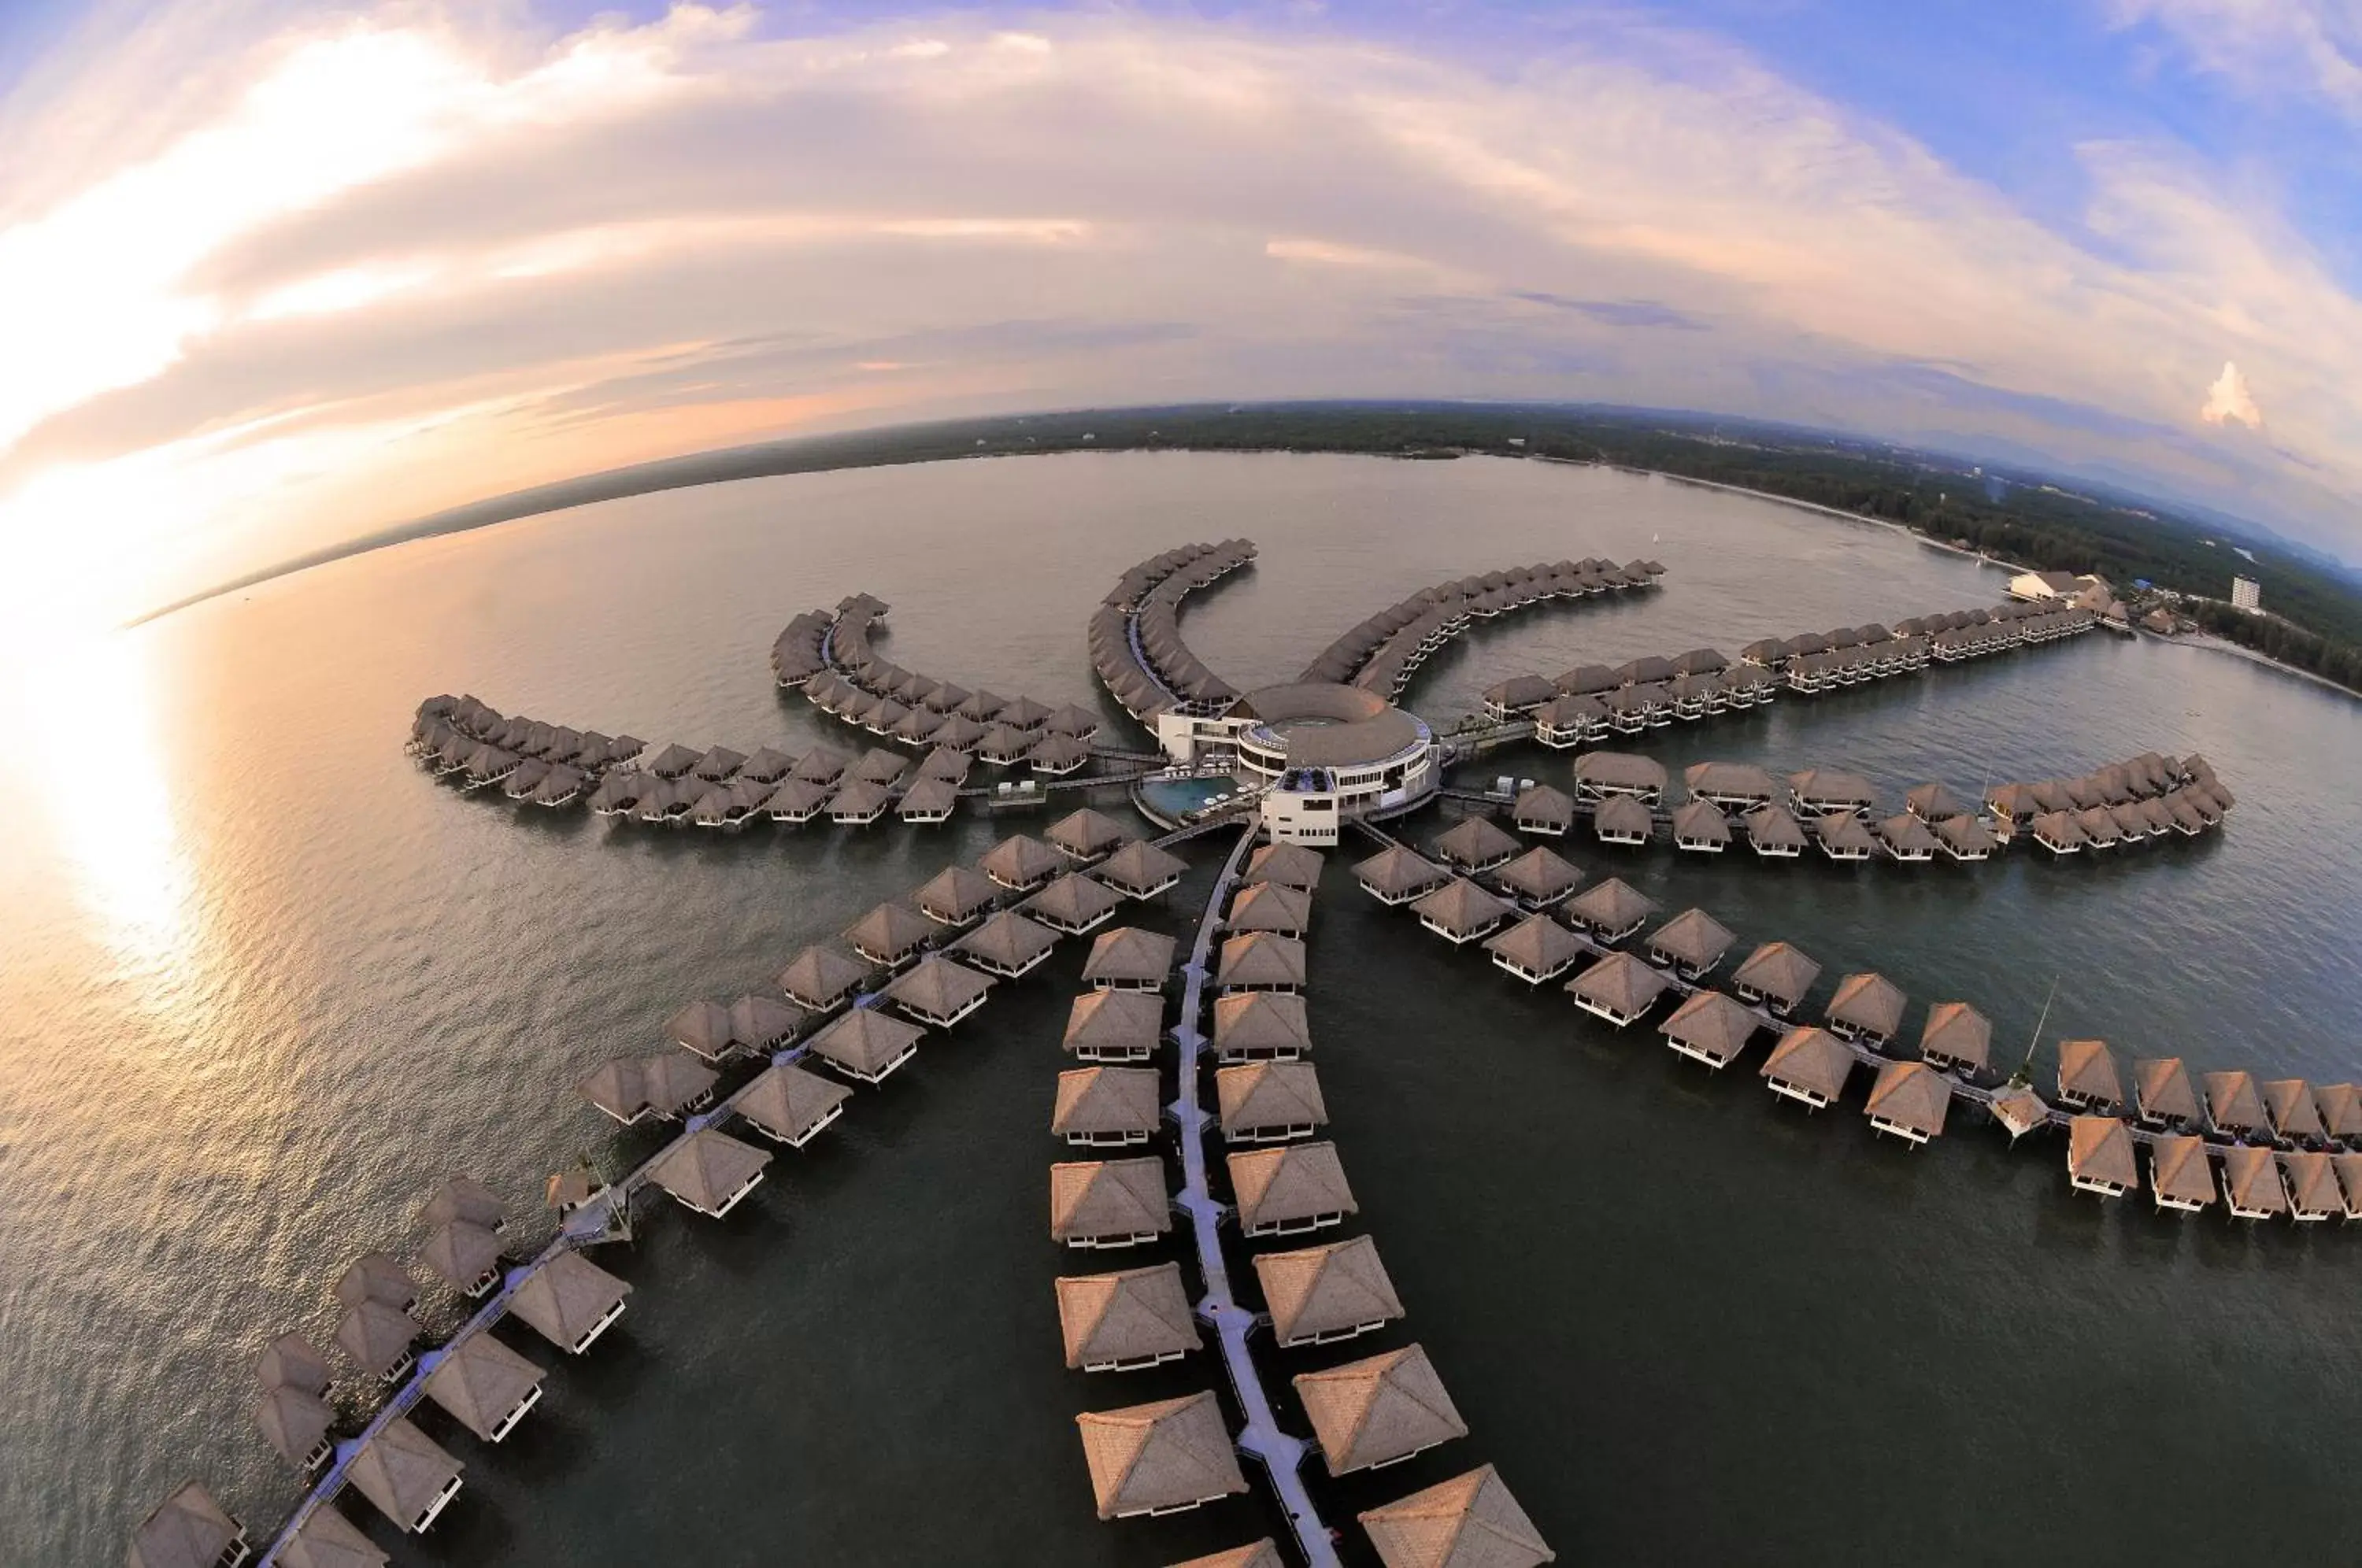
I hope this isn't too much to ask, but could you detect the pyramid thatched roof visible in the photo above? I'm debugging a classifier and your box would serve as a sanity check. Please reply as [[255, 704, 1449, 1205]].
[[129, 1482, 244, 1568], [1731, 941, 1820, 1006], [1574, 752, 1668, 794], [776, 945, 871, 1009], [1412, 878, 1512, 937], [1919, 1003, 1991, 1071], [953, 909, 1061, 971], [845, 900, 935, 960], [1228, 881, 1313, 933], [1744, 804, 1808, 850], [1648, 908, 1734, 972], [1227, 1141, 1354, 1230], [335, 1252, 416, 1311], [2056, 1039, 2123, 1108], [1217, 932, 1308, 989], [2282, 1151, 2339, 1217], [1253, 1233, 1402, 1344], [420, 1219, 502, 1292], [255, 1383, 333, 1468], [1085, 926, 1178, 987], [1512, 784, 1575, 830], [1660, 991, 1760, 1067], [509, 1250, 630, 1352], [1074, 1392, 1247, 1519], [2068, 1115, 2139, 1191], [1760, 1027, 1856, 1103], [641, 1052, 718, 1116], [2149, 1135, 2216, 1207], [2132, 1057, 2197, 1122], [1064, 989, 1165, 1055], [1055, 1262, 1201, 1368], [735, 1062, 850, 1144], [1567, 951, 1670, 1020], [728, 994, 805, 1051], [1295, 1343, 1468, 1475], [335, 1299, 420, 1379], [1050, 1157, 1172, 1242], [650, 1127, 772, 1213], [1355, 845, 1448, 899], [1164, 1544, 1282, 1568], [1864, 1060, 1952, 1138], [278, 1503, 388, 1568], [1029, 872, 1125, 930], [2262, 1078, 2326, 1141], [884, 955, 996, 1019], [1592, 796, 1653, 843], [1485, 915, 1586, 977], [418, 1174, 503, 1232], [1216, 1061, 1328, 1135], [982, 833, 1064, 888], [1494, 846, 1582, 903], [257, 1330, 332, 1395], [665, 999, 733, 1059], [423, 1329, 545, 1441], [1684, 761, 1779, 803], [1357, 1464, 1555, 1568], [1049, 808, 1132, 860], [346, 1417, 461, 1532], [1101, 839, 1190, 896], [2316, 1083, 2362, 1140], [917, 864, 1001, 924], [1564, 877, 1654, 935], [1988, 1085, 2051, 1139], [1827, 972, 1906, 1038], [1433, 815, 1521, 869], [2219, 1145, 2284, 1213], [2203, 1070, 2268, 1134], [808, 1008, 924, 1074], [1212, 991, 1313, 1055], [1246, 842, 1326, 889], [1053, 1067, 1163, 1138]]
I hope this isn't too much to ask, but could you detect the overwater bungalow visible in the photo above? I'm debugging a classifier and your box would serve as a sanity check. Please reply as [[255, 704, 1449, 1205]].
[[807, 1008, 924, 1085], [423, 1330, 545, 1444], [276, 1504, 383, 1568], [916, 864, 1001, 927], [2262, 1079, 2326, 1146], [1668, 799, 1730, 854], [1227, 881, 1313, 937], [1905, 782, 1967, 822], [1825, 972, 1905, 1046], [1743, 804, 1808, 858], [2131, 1057, 2200, 1128], [2281, 1151, 2340, 1222], [1563, 877, 1656, 943], [1788, 768, 1878, 818], [1217, 932, 1308, 993], [2220, 1145, 2287, 1219], [2075, 804, 2123, 849], [1030, 872, 1127, 936], [1592, 795, 1654, 847], [1984, 782, 2037, 827], [335, 1252, 418, 1315], [1169, 1544, 1282, 1568], [1432, 815, 1521, 872], [826, 778, 893, 826], [255, 1383, 335, 1472], [1246, 842, 1326, 889], [2204, 1070, 2270, 1139], [1567, 951, 1671, 1028], [888, 949, 997, 1034], [1031, 734, 1092, 775], [1557, 662, 1621, 696], [2067, 1115, 2138, 1199], [335, 1298, 421, 1385], [1053, 1067, 1163, 1148], [1660, 991, 1761, 1071], [1229, 1141, 1357, 1236], [1065, 989, 1166, 1062], [2334, 1153, 2362, 1219], [1760, 1027, 1855, 1110], [1874, 813, 1938, 863], [1646, 908, 1735, 981], [1049, 808, 1132, 864], [420, 1219, 504, 1299], [1933, 815, 1998, 861], [1216, 1060, 1328, 1144], [645, 742, 702, 779], [2029, 810, 2086, 855], [919, 745, 974, 783], [2053, 1039, 2123, 1112], [1354, 845, 1450, 906], [790, 745, 850, 786], [1494, 845, 1583, 908], [739, 745, 798, 785], [2148, 1135, 2215, 1212], [1864, 1060, 1952, 1146], [983, 834, 1065, 891], [1213, 991, 1313, 1061], [953, 909, 1063, 979], [461, 745, 520, 790], [664, 999, 735, 1063], [1482, 674, 1558, 720], [576, 1057, 650, 1126], [1513, 784, 1575, 836], [509, 1250, 630, 1355], [924, 682, 972, 716], [1047, 703, 1103, 741], [1683, 762, 1780, 812], [1100, 840, 1190, 900], [418, 1175, 502, 1233], [1084, 927, 1178, 992], [499, 758, 551, 801], [1294, 1344, 1468, 1477], [347, 1418, 464, 1534], [1051, 1156, 1172, 1248], [1486, 915, 1588, 985], [777, 945, 872, 1011], [1358, 1465, 1555, 1568], [1074, 1392, 1248, 1520], [1729, 941, 1820, 1016], [1988, 1084, 2051, 1142], [130, 1482, 250, 1568], [934, 714, 990, 753], [845, 900, 935, 967], [650, 1127, 773, 1219], [1813, 812, 1875, 862], [642, 1052, 719, 1118], [765, 778, 832, 824], [1573, 751, 1668, 804], [735, 1062, 851, 1148], [1916, 1002, 1991, 1075], [1056, 1263, 1201, 1371], [727, 994, 805, 1052], [257, 1330, 333, 1396], [976, 723, 1033, 766], [690, 745, 747, 783], [1532, 693, 1607, 748], [1411, 878, 1513, 945], [1254, 1234, 1404, 1348], [2315, 1082, 2362, 1145], [894, 706, 948, 747]]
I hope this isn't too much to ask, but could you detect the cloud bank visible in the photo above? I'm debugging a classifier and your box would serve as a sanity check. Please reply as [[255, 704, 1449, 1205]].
[[2, 1, 2359, 630]]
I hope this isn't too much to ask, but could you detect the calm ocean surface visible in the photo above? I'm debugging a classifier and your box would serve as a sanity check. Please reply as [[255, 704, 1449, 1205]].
[[3, 452, 2359, 1566]]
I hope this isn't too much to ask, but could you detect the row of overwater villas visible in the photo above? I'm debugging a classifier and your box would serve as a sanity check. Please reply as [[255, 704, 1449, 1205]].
[[1090, 539, 1259, 721], [139, 1176, 639, 1566], [1047, 848, 1557, 1568], [768, 606, 834, 687], [1492, 749, 2231, 863], [408, 693, 649, 804], [793, 590, 1109, 751], [1298, 557, 1664, 701], [1354, 831, 2362, 1221], [1481, 600, 2094, 741]]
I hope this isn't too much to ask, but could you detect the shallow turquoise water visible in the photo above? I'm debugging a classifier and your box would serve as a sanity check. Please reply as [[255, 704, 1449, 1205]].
[[2, 451, 2356, 1566]]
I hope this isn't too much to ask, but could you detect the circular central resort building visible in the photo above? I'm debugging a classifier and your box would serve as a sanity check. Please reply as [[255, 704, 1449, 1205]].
[[1150, 682, 1438, 845]]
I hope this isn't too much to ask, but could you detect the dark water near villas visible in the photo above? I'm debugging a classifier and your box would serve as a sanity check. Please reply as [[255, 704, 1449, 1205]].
[[4, 451, 2360, 1566]]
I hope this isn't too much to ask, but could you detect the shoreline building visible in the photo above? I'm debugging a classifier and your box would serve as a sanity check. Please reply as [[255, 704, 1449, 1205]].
[[2231, 575, 2262, 613]]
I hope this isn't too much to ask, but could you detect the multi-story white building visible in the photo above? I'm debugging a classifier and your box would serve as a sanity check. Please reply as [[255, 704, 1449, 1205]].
[[1154, 682, 1439, 845], [2231, 575, 2262, 613]]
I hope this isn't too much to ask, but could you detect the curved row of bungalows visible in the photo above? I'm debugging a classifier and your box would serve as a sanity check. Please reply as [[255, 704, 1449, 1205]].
[[1525, 653, 1774, 740], [1089, 539, 1257, 719], [1985, 753, 2231, 850], [1777, 637, 1931, 693], [2068, 1117, 2362, 1221], [805, 668, 1100, 761], [1301, 557, 1661, 699], [768, 607, 835, 687]]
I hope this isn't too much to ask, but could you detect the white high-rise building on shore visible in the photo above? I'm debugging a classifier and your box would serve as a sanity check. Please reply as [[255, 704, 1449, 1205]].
[[2231, 575, 2262, 613]]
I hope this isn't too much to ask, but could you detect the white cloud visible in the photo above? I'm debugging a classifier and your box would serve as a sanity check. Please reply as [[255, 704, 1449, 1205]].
[[2, 2, 2362, 630], [2201, 359, 2263, 427], [2111, 0, 2362, 113]]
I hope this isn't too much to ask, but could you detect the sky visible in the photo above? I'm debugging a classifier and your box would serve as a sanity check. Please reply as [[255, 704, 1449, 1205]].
[[2, 0, 2360, 634]]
